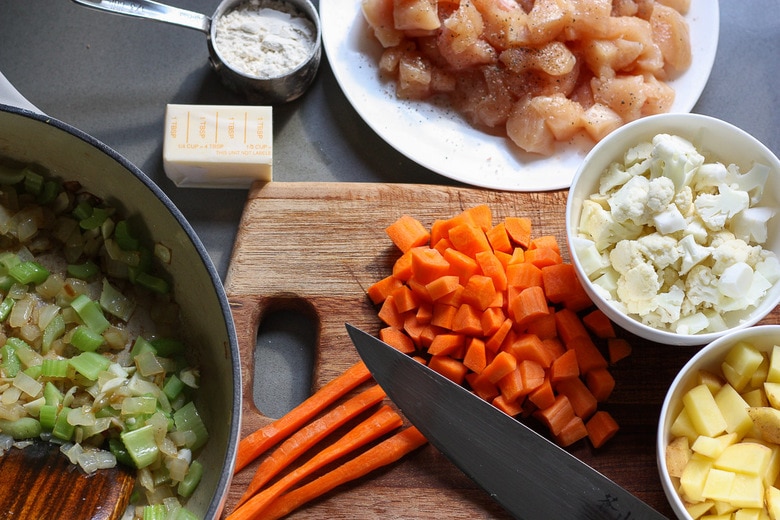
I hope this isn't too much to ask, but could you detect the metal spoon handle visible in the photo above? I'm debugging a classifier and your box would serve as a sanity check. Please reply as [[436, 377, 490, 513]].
[[70, 0, 210, 34]]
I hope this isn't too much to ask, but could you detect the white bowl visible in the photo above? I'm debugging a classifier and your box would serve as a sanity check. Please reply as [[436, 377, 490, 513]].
[[656, 325, 780, 519], [565, 113, 780, 346]]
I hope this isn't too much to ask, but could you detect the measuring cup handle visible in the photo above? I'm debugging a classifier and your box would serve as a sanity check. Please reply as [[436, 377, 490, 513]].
[[70, 0, 210, 34]]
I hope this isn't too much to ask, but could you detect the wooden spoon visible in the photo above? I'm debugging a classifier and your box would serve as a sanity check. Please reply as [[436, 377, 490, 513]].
[[0, 441, 135, 520]]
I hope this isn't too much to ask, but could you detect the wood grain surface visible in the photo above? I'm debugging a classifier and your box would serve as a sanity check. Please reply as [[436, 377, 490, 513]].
[[222, 181, 779, 519]]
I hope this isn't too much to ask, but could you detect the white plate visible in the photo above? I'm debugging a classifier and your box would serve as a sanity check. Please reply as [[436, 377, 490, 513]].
[[321, 2, 720, 192]]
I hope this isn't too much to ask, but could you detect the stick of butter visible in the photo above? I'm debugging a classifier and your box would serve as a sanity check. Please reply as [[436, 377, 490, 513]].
[[163, 104, 273, 188]]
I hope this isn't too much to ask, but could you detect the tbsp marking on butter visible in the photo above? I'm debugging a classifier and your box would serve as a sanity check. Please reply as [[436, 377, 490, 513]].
[[163, 104, 273, 188], [214, 0, 316, 79]]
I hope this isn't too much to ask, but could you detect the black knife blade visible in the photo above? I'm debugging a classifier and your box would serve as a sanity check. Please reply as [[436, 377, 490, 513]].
[[346, 323, 668, 520]]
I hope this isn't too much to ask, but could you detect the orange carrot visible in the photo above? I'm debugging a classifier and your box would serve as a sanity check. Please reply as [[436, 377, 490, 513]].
[[582, 308, 616, 339], [462, 204, 493, 231], [480, 307, 506, 336], [497, 367, 526, 403], [380, 326, 416, 354], [528, 234, 560, 254], [554, 416, 589, 447], [230, 406, 405, 520], [567, 335, 609, 375], [425, 275, 462, 301], [461, 275, 497, 311], [367, 275, 403, 305], [390, 284, 419, 313], [451, 303, 483, 336], [428, 355, 469, 384], [443, 248, 480, 285], [466, 371, 499, 401], [511, 286, 550, 328], [525, 310, 558, 340], [608, 337, 632, 364], [525, 246, 562, 268], [528, 377, 555, 410], [385, 214, 430, 253], [476, 250, 508, 291], [517, 359, 545, 393], [541, 263, 577, 305], [485, 318, 513, 353], [586, 410, 620, 448], [415, 302, 433, 324], [378, 295, 405, 329], [431, 303, 457, 330], [403, 314, 426, 345], [555, 376, 598, 420], [493, 393, 524, 417], [410, 247, 451, 284], [486, 222, 513, 254], [554, 308, 589, 344], [234, 361, 372, 473], [448, 223, 491, 258], [481, 350, 517, 384], [550, 348, 579, 383], [506, 333, 555, 368], [392, 249, 414, 281], [259, 427, 428, 520], [427, 333, 466, 356], [504, 216, 532, 248], [234, 385, 387, 508], [463, 337, 488, 374], [586, 367, 616, 402], [534, 394, 576, 436], [505, 261, 543, 289]]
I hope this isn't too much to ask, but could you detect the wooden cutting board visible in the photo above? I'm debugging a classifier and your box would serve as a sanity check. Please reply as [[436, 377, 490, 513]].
[[222, 181, 771, 519]]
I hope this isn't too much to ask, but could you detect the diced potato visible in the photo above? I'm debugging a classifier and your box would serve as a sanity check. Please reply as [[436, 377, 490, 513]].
[[699, 370, 725, 394], [692, 433, 737, 459], [748, 407, 780, 444], [685, 500, 715, 519], [729, 474, 765, 509], [733, 508, 764, 520], [681, 453, 715, 503], [684, 384, 728, 437], [768, 345, 780, 384], [766, 382, 780, 409], [751, 356, 770, 390], [672, 407, 702, 442], [701, 468, 736, 502], [714, 443, 772, 477], [742, 388, 769, 408], [767, 485, 780, 520], [667, 435, 692, 477], [715, 384, 754, 438], [723, 341, 765, 392]]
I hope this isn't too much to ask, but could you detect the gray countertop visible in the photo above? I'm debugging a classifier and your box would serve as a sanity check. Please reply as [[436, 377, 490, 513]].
[[1, 1, 778, 418]]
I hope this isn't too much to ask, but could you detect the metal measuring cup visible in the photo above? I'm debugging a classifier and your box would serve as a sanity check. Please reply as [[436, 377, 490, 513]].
[[70, 0, 322, 104]]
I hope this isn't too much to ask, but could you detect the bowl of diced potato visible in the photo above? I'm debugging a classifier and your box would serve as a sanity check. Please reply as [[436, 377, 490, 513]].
[[658, 325, 780, 519], [565, 113, 780, 346]]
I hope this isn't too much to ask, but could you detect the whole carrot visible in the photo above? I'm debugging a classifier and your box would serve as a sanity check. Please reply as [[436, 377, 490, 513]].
[[234, 384, 387, 507], [228, 405, 404, 520], [234, 361, 371, 473], [259, 426, 428, 520]]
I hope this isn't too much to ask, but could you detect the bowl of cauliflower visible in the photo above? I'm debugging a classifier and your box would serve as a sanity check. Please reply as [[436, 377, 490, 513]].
[[565, 113, 780, 346]]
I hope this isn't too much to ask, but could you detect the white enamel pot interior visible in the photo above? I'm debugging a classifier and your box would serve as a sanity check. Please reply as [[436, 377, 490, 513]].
[[0, 103, 242, 519]]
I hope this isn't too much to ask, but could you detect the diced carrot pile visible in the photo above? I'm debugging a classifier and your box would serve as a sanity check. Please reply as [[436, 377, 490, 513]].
[[368, 206, 628, 448]]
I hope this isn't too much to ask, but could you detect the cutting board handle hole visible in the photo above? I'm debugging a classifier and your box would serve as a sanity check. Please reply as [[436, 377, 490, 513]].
[[252, 308, 317, 419]]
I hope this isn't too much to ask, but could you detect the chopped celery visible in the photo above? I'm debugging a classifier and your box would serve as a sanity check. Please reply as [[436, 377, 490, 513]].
[[134, 350, 164, 377], [79, 207, 109, 230], [72, 201, 93, 221], [135, 272, 170, 294], [0, 275, 15, 292], [163, 374, 185, 401], [173, 402, 208, 451], [0, 251, 19, 272], [131, 336, 156, 358], [67, 260, 99, 280], [43, 381, 63, 406], [121, 395, 157, 416], [69, 351, 111, 380], [52, 407, 75, 441], [37, 179, 60, 205], [114, 220, 140, 251], [177, 460, 203, 498], [142, 504, 167, 520], [108, 437, 135, 468], [39, 404, 58, 430], [0, 164, 27, 185], [121, 424, 159, 469], [9, 260, 50, 285], [0, 417, 42, 440], [23, 169, 44, 196], [150, 338, 184, 357], [23, 364, 41, 379], [42, 313, 65, 353], [70, 294, 110, 334], [70, 324, 104, 352], [41, 358, 70, 378], [1, 341, 20, 377], [0, 297, 13, 321], [169, 507, 199, 520], [7, 337, 41, 368]]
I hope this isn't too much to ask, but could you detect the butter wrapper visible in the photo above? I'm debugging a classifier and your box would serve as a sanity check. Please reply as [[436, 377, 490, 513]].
[[163, 104, 272, 188]]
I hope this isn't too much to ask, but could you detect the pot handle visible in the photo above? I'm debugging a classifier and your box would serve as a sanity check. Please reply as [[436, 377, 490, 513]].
[[0, 72, 45, 115]]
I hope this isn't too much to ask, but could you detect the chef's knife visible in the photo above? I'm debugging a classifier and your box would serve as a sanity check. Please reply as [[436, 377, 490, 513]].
[[346, 324, 668, 520]]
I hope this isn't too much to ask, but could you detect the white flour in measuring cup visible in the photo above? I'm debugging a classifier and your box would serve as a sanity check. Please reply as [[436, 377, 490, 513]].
[[214, 0, 316, 79]]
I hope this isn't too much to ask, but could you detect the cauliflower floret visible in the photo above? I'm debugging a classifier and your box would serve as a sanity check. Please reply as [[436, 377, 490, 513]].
[[646, 176, 676, 214], [684, 265, 720, 308], [718, 261, 753, 298], [711, 238, 760, 274], [616, 261, 661, 315], [691, 161, 729, 194], [579, 199, 643, 252], [730, 207, 775, 244], [756, 254, 780, 284], [641, 283, 685, 326], [609, 239, 646, 275], [649, 134, 704, 190], [570, 236, 609, 278], [609, 175, 652, 225], [624, 141, 654, 167], [653, 204, 686, 234], [678, 234, 712, 275], [729, 162, 770, 205], [693, 183, 750, 230], [637, 233, 680, 269], [674, 185, 694, 216], [599, 162, 632, 195]]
